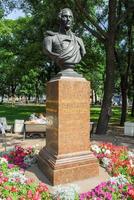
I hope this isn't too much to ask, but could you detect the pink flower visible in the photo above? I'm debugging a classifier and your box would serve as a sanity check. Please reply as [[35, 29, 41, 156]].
[[27, 190, 33, 198], [2, 154, 9, 161], [32, 191, 41, 200], [37, 182, 48, 192], [0, 172, 3, 177], [6, 197, 13, 200], [8, 163, 15, 169], [0, 178, 3, 184], [128, 188, 134, 199]]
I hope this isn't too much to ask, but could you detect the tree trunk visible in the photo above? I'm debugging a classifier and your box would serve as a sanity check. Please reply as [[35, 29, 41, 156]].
[[96, 0, 117, 134], [120, 15, 132, 124], [131, 95, 134, 117], [95, 91, 98, 104], [25, 96, 29, 104], [35, 82, 39, 104], [120, 74, 127, 125], [0, 94, 4, 104], [11, 84, 16, 107]]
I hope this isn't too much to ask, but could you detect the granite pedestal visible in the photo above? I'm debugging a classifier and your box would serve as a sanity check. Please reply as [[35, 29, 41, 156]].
[[38, 76, 99, 185]]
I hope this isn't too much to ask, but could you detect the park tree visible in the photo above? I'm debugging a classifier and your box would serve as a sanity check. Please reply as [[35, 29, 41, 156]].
[[14, 17, 47, 102], [14, 0, 119, 134], [131, 68, 134, 117], [72, 0, 118, 134], [115, 0, 134, 125], [2, 0, 105, 103], [76, 36, 105, 104], [2, 0, 133, 133], [0, 13, 47, 103], [15, 0, 109, 134], [53, 0, 133, 132], [0, 19, 20, 102]]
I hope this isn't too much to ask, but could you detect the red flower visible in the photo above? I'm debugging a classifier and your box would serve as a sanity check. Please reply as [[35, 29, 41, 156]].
[[19, 197, 26, 200], [10, 186, 18, 192], [3, 177, 8, 182]]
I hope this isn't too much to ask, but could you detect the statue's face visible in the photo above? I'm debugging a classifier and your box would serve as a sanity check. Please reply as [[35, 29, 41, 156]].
[[60, 9, 73, 30]]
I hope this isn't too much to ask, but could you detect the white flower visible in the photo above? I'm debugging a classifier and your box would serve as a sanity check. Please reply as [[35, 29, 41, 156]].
[[9, 171, 27, 184], [102, 148, 106, 153], [35, 149, 40, 154], [110, 174, 129, 185], [91, 144, 101, 154], [128, 151, 134, 158], [53, 184, 79, 200], [102, 157, 111, 167], [104, 149, 111, 155], [0, 157, 8, 164]]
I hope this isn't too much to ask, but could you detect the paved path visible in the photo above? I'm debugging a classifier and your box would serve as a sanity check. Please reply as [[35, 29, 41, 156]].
[[91, 133, 134, 149], [25, 164, 110, 193]]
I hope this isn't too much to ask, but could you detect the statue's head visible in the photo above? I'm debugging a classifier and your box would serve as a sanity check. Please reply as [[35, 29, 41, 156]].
[[58, 8, 74, 30]]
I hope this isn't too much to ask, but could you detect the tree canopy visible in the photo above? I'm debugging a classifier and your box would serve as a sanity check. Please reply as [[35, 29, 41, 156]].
[[1, 0, 133, 132]]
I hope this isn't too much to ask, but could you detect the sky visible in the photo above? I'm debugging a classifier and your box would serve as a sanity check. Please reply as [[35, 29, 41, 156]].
[[6, 9, 25, 19]]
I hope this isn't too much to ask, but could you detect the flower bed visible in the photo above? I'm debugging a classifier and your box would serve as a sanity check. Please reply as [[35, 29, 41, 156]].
[[1, 146, 36, 169], [51, 143, 134, 200], [0, 146, 50, 200], [91, 143, 134, 183], [80, 143, 134, 200], [0, 144, 134, 200]]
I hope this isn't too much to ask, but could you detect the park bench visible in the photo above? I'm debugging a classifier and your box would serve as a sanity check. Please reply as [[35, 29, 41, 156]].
[[23, 122, 46, 139], [0, 118, 10, 151], [0, 117, 12, 133], [124, 122, 134, 136], [13, 120, 24, 133]]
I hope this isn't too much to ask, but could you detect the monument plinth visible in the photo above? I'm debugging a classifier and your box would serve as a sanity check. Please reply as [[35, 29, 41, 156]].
[[38, 7, 99, 185], [38, 76, 99, 185]]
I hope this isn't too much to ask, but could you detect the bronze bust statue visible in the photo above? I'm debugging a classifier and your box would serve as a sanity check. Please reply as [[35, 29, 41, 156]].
[[43, 8, 86, 77]]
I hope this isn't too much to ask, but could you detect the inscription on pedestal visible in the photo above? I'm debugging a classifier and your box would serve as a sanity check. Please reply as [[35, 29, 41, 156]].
[[46, 101, 88, 113]]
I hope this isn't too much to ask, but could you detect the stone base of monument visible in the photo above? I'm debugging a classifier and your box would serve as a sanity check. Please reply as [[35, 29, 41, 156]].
[[38, 76, 99, 185], [38, 148, 99, 185]]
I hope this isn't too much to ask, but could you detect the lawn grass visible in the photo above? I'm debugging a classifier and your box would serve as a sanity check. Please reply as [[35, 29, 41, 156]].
[[90, 105, 134, 124], [0, 103, 133, 125], [0, 103, 46, 124]]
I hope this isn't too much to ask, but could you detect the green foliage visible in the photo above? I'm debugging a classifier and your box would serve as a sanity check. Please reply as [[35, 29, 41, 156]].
[[76, 36, 105, 98], [0, 16, 47, 100], [19, 69, 39, 96], [1, 0, 133, 135], [1, 0, 105, 100]]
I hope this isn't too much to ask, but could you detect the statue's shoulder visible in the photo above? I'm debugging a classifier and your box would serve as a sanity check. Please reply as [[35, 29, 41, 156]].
[[75, 35, 83, 43], [44, 31, 59, 43], [45, 31, 58, 37], [75, 35, 86, 56]]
